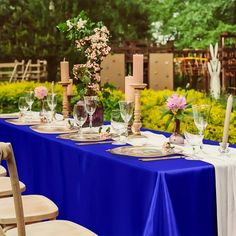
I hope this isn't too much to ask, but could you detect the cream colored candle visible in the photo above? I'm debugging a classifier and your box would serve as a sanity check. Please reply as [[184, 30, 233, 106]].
[[67, 79, 73, 96], [51, 81, 54, 95], [222, 94, 233, 148], [133, 54, 143, 84], [60, 59, 69, 82], [125, 76, 136, 102]]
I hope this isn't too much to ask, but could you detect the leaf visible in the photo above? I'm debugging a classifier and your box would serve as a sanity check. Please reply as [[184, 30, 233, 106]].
[[165, 115, 173, 130]]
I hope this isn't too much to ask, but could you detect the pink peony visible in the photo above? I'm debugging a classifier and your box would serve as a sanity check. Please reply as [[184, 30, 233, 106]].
[[34, 86, 48, 100], [166, 94, 186, 112]]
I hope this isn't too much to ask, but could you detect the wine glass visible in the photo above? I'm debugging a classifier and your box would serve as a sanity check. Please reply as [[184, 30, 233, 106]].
[[110, 110, 126, 145], [73, 103, 88, 137], [18, 97, 29, 121], [47, 94, 57, 123], [184, 122, 204, 159], [84, 96, 97, 131], [118, 101, 134, 137], [25, 91, 34, 118], [192, 104, 211, 151]]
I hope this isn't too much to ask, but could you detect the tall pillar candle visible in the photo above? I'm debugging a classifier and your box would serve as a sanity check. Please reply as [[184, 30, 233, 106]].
[[125, 75, 135, 102], [60, 59, 69, 82], [222, 94, 233, 148], [67, 79, 73, 96], [133, 54, 144, 84]]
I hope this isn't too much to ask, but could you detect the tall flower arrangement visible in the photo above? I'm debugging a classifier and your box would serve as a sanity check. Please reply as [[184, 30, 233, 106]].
[[57, 11, 111, 97]]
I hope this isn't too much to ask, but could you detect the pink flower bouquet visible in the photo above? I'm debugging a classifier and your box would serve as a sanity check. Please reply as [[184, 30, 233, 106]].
[[34, 86, 48, 100], [161, 93, 191, 129]]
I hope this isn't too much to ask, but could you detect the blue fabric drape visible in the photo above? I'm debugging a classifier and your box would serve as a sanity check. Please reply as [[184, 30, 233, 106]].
[[0, 119, 217, 236]]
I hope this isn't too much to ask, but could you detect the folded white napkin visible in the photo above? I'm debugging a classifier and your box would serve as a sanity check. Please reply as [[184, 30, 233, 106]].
[[127, 131, 168, 147], [184, 144, 236, 236]]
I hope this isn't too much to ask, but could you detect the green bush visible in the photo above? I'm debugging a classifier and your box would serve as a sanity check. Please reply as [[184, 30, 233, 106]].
[[0, 82, 235, 143], [0, 81, 63, 113], [141, 88, 236, 144]]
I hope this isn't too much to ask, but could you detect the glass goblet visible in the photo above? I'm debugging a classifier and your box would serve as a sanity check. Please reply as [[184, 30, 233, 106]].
[[118, 101, 134, 137], [84, 96, 97, 131], [192, 104, 211, 151], [184, 129, 204, 159], [110, 110, 126, 145], [73, 103, 88, 137], [47, 94, 57, 122], [18, 97, 29, 121], [25, 91, 34, 118]]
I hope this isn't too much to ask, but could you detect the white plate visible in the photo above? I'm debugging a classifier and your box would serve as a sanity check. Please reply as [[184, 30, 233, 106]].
[[30, 124, 77, 134]]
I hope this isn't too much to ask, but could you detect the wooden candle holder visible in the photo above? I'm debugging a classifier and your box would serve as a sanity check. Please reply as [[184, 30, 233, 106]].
[[59, 81, 70, 119], [130, 83, 147, 136]]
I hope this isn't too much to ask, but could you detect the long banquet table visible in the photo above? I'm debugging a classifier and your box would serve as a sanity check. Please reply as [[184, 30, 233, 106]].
[[0, 118, 218, 236]]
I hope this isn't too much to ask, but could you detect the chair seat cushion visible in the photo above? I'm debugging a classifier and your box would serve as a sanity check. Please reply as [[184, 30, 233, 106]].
[[0, 177, 26, 197], [0, 195, 58, 224], [5, 220, 97, 236]]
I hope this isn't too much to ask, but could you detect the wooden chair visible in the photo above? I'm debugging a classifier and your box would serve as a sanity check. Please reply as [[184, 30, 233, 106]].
[[0, 177, 26, 198], [0, 165, 7, 176], [0, 144, 58, 231], [0, 142, 97, 236]]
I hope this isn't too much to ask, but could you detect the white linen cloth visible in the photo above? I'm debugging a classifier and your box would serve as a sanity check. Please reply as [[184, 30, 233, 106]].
[[184, 144, 236, 236], [127, 132, 236, 236], [127, 131, 168, 147]]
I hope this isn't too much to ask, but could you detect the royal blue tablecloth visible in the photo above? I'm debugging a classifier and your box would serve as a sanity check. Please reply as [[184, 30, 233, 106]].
[[0, 119, 217, 236]]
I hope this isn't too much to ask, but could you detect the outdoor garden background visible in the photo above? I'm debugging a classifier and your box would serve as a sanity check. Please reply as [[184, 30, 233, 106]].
[[0, 0, 236, 143]]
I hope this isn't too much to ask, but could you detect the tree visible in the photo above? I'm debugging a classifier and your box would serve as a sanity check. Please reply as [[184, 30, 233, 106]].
[[0, 0, 153, 80], [149, 0, 236, 49]]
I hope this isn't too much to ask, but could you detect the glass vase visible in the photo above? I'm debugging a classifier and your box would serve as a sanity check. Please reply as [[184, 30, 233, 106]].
[[169, 118, 184, 144]]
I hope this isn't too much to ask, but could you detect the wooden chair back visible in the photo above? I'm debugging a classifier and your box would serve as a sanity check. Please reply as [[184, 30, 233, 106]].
[[0, 142, 26, 236]]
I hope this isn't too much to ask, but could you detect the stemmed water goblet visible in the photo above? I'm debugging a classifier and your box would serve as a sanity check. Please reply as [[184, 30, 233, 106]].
[[18, 97, 29, 122], [46, 94, 57, 123], [118, 101, 134, 137], [84, 96, 97, 132], [25, 91, 34, 118], [192, 104, 211, 152], [110, 109, 126, 145], [73, 103, 88, 137]]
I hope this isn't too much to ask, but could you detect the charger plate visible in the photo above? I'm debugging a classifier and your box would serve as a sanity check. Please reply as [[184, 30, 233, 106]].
[[0, 113, 19, 119], [30, 124, 77, 134], [108, 146, 184, 158], [6, 118, 41, 126], [57, 132, 108, 142]]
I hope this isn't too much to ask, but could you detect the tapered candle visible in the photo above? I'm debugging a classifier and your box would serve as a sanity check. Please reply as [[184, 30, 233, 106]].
[[60, 58, 69, 82], [125, 76, 135, 102], [133, 54, 143, 84], [222, 94, 233, 148], [67, 79, 73, 96], [51, 81, 54, 95]]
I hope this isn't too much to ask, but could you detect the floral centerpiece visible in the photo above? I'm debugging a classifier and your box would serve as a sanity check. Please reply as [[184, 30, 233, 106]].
[[34, 86, 48, 116], [161, 93, 192, 144], [57, 11, 111, 97]]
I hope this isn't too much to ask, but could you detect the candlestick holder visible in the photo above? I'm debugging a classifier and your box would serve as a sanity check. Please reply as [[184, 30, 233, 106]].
[[130, 83, 147, 136], [218, 142, 230, 154], [59, 81, 70, 119]]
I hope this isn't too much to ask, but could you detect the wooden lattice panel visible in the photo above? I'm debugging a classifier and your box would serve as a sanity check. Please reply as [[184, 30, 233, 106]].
[[100, 54, 125, 92], [149, 53, 174, 90]]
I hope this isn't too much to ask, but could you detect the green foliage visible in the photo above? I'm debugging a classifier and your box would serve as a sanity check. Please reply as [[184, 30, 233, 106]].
[[149, 0, 236, 49], [0, 81, 63, 113], [98, 84, 124, 121], [141, 88, 236, 143]]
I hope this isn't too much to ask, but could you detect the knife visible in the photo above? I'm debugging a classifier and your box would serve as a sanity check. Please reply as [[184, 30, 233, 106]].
[[76, 140, 113, 145], [139, 155, 185, 161]]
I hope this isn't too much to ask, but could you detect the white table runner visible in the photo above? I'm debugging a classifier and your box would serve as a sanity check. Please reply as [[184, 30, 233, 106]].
[[128, 132, 236, 236]]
